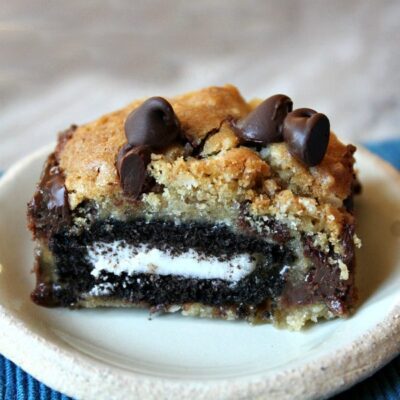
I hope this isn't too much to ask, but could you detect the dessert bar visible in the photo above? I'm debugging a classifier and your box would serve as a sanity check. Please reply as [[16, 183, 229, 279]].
[[28, 85, 361, 329]]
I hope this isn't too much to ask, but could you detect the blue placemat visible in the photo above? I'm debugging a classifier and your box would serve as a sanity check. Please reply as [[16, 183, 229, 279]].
[[0, 139, 399, 400]]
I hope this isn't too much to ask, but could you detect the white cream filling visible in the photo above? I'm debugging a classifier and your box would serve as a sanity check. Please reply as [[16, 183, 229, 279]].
[[87, 240, 256, 283]]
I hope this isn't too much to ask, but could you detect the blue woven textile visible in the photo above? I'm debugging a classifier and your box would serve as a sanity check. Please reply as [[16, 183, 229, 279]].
[[365, 139, 400, 171], [0, 139, 399, 399]]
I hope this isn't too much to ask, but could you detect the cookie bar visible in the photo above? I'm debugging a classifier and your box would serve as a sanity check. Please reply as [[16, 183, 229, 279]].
[[27, 85, 361, 330]]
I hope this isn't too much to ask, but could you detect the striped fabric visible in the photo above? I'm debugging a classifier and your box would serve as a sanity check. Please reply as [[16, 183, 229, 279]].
[[0, 139, 399, 399], [0, 356, 70, 400]]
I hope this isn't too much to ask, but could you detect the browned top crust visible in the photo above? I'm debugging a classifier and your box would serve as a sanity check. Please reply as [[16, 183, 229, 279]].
[[58, 85, 358, 248], [60, 85, 250, 209]]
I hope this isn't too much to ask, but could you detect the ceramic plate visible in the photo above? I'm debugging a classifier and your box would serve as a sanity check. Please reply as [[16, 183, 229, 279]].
[[0, 145, 399, 400]]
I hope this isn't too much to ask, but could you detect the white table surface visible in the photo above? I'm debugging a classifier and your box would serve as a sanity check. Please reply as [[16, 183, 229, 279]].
[[1, 0, 399, 169]]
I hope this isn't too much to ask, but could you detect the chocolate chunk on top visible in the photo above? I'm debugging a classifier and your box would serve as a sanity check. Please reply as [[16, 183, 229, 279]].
[[119, 97, 181, 198], [117, 145, 151, 199], [234, 94, 293, 145], [283, 108, 330, 167], [124, 97, 180, 148]]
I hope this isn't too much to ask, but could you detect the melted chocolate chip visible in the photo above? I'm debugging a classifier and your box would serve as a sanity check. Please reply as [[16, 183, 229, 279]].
[[280, 224, 355, 315], [27, 154, 71, 239], [234, 94, 293, 144], [124, 97, 180, 148], [116, 144, 151, 199], [283, 108, 330, 166], [46, 174, 68, 209]]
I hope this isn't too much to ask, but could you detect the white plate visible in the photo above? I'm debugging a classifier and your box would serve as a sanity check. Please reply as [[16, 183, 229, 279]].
[[0, 145, 399, 400]]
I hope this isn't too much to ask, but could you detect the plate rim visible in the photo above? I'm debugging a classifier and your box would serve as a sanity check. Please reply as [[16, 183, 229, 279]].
[[0, 145, 399, 400]]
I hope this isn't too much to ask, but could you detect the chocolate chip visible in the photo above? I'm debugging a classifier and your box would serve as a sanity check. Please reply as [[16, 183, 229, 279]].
[[234, 94, 293, 144], [283, 108, 330, 166], [117, 144, 151, 199], [124, 97, 180, 148]]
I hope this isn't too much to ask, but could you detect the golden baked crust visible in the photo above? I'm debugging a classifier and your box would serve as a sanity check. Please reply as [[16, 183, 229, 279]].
[[58, 85, 358, 250], [171, 84, 250, 145], [60, 85, 250, 209]]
